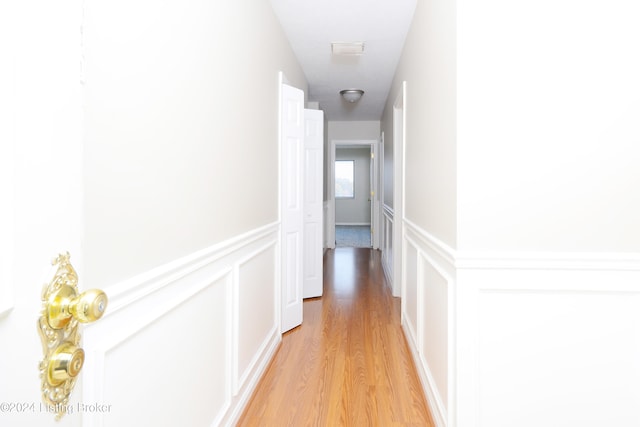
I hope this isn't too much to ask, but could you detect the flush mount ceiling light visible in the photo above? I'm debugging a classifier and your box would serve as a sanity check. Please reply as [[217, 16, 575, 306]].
[[331, 42, 365, 55], [340, 89, 365, 103]]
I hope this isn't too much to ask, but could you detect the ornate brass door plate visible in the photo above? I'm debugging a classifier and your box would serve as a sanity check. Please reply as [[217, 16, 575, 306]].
[[37, 253, 107, 419]]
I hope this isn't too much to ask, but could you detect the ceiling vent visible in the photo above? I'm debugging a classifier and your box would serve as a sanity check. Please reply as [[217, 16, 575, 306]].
[[331, 42, 365, 55]]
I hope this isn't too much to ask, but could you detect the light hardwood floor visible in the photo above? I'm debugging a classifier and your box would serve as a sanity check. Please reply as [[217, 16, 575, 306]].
[[237, 248, 434, 427]]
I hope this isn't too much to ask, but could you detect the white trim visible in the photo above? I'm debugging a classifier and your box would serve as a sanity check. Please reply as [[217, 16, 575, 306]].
[[335, 222, 371, 226], [400, 218, 640, 427], [392, 82, 406, 298], [81, 223, 281, 427], [403, 216, 640, 272], [402, 222, 456, 427], [234, 240, 279, 393], [404, 218, 456, 267], [405, 233, 455, 427], [106, 221, 279, 314], [455, 261, 640, 427], [328, 138, 381, 250], [456, 251, 640, 271], [223, 330, 280, 427], [323, 201, 330, 249], [381, 206, 394, 288], [403, 318, 448, 427], [83, 268, 235, 427]]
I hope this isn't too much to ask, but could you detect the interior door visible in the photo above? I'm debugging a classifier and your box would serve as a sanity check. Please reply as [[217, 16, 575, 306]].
[[0, 3, 85, 425], [303, 109, 324, 298], [0, 147, 84, 427], [370, 146, 375, 247], [280, 83, 305, 333]]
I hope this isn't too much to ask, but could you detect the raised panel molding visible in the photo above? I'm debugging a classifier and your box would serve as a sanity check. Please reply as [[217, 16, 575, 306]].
[[323, 201, 330, 250], [234, 241, 278, 394], [456, 251, 640, 271], [403, 222, 455, 427], [381, 204, 394, 288], [82, 222, 281, 427], [401, 219, 640, 427], [456, 267, 640, 427]]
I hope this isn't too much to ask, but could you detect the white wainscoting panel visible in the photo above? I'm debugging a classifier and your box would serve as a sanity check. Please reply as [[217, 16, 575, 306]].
[[235, 243, 277, 394], [456, 264, 640, 427], [382, 204, 394, 290], [399, 218, 640, 427], [420, 259, 450, 415], [81, 223, 281, 427], [323, 201, 330, 251], [403, 240, 419, 340], [402, 219, 456, 427]]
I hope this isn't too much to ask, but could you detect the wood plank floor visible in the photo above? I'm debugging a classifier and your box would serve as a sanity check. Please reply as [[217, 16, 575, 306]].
[[237, 248, 434, 427]]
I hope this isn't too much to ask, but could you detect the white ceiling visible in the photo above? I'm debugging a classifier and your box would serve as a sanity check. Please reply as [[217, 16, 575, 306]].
[[270, 0, 417, 121]]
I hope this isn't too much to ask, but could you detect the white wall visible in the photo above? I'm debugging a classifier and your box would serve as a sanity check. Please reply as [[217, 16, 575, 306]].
[[455, 1, 640, 426], [382, 1, 457, 248], [383, 1, 640, 426], [82, 0, 307, 289], [457, 0, 640, 253], [381, 0, 456, 424], [327, 120, 380, 141], [335, 147, 371, 225], [78, 1, 307, 425]]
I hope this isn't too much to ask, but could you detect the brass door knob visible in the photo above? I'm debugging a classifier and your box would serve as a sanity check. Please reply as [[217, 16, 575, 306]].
[[37, 253, 108, 419], [48, 342, 85, 386], [47, 285, 108, 329]]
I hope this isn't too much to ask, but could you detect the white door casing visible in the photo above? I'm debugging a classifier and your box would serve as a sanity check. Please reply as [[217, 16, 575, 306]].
[[328, 139, 380, 249], [393, 82, 406, 299], [303, 109, 324, 299], [369, 142, 380, 250], [280, 83, 305, 333], [370, 146, 375, 247]]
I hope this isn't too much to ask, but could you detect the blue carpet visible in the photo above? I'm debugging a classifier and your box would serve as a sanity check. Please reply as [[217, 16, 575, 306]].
[[336, 225, 371, 247]]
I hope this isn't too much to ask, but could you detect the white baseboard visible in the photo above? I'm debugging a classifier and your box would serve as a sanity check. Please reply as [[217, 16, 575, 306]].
[[402, 321, 448, 427], [335, 222, 371, 226]]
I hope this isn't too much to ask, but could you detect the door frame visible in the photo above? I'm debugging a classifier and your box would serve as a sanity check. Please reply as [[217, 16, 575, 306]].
[[392, 82, 406, 299], [327, 139, 381, 250]]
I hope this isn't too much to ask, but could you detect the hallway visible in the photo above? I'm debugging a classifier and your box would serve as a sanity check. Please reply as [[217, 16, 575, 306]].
[[238, 248, 434, 426]]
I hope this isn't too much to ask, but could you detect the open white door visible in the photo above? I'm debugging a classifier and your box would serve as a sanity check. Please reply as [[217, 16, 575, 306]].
[[280, 83, 305, 333], [370, 146, 375, 248], [371, 141, 380, 250], [0, 2, 85, 424], [303, 109, 324, 299]]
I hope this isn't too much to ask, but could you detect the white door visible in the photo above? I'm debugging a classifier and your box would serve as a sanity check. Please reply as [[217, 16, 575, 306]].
[[370, 146, 375, 248], [280, 83, 304, 333], [0, 133, 84, 427], [371, 141, 380, 250], [303, 109, 324, 299], [0, 2, 85, 424]]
